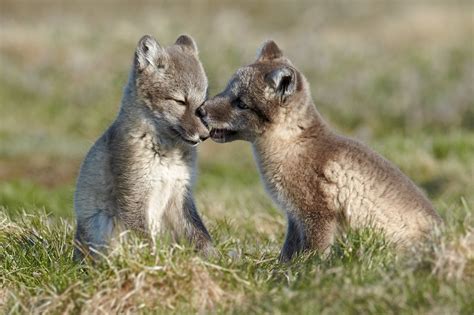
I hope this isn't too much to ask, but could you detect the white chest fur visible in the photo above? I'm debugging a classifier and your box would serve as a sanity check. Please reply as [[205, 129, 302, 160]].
[[145, 152, 192, 238]]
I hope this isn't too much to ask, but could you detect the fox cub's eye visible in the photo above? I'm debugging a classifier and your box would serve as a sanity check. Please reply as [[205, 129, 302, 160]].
[[235, 98, 249, 110], [167, 98, 187, 106]]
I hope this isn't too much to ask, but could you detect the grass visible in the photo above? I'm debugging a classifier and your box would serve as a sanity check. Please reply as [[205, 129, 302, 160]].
[[1, 208, 473, 314], [1, 1, 473, 314]]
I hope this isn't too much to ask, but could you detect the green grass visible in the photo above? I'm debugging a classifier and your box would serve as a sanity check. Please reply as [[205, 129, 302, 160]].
[[1, 207, 473, 314], [1, 1, 474, 314]]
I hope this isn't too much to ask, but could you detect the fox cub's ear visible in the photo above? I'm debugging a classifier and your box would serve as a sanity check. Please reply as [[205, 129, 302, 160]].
[[135, 35, 165, 71], [256, 40, 283, 61], [175, 34, 198, 55], [265, 67, 296, 104]]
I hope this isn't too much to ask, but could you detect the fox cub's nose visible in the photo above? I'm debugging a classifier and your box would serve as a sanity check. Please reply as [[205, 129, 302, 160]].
[[196, 105, 209, 141], [196, 105, 207, 119], [196, 105, 209, 128]]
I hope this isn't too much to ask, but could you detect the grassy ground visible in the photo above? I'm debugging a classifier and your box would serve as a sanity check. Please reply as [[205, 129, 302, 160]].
[[1, 1, 473, 314]]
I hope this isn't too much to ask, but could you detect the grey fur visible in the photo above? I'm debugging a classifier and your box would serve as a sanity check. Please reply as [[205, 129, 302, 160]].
[[74, 34, 212, 260], [203, 40, 442, 261]]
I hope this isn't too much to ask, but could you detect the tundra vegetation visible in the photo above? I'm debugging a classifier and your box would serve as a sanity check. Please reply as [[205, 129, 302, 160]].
[[1, 1, 473, 314]]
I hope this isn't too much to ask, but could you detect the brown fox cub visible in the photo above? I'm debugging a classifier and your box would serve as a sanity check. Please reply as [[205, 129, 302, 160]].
[[74, 35, 213, 260], [202, 40, 442, 261]]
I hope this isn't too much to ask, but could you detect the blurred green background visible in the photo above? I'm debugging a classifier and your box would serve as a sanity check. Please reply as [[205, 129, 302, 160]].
[[1, 0, 473, 234]]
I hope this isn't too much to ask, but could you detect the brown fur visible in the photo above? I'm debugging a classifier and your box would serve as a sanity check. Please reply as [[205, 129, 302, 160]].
[[202, 40, 442, 261]]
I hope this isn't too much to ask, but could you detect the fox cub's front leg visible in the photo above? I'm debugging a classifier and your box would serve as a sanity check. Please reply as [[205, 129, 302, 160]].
[[279, 212, 337, 262], [182, 194, 214, 257], [73, 211, 115, 261], [279, 215, 305, 262]]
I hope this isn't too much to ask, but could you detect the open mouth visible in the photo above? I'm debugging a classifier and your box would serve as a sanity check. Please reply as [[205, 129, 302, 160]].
[[210, 128, 237, 142]]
